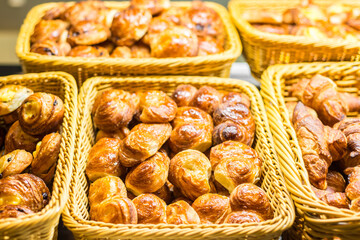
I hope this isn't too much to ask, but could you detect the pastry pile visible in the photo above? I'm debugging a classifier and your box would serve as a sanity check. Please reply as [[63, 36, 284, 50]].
[[86, 85, 274, 224], [30, 0, 225, 58], [0, 85, 64, 218]]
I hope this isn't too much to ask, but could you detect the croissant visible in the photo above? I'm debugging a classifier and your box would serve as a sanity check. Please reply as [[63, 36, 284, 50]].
[[68, 21, 110, 46], [5, 121, 39, 153], [0, 174, 50, 212], [3, 110, 19, 125], [223, 211, 264, 224], [166, 200, 200, 224], [191, 193, 230, 224], [169, 107, 213, 153], [42, 3, 68, 20], [30, 40, 71, 56], [0, 85, 33, 116], [63, 1, 107, 26], [130, 43, 151, 58], [159, 6, 187, 25], [86, 138, 125, 182], [68, 46, 109, 57], [168, 149, 211, 200], [110, 46, 132, 58], [286, 102, 317, 124], [197, 36, 224, 56], [92, 89, 139, 132], [171, 84, 197, 107], [30, 20, 69, 44], [118, 123, 172, 167], [345, 167, 360, 212], [137, 90, 177, 123], [0, 150, 33, 178], [0, 205, 33, 219], [90, 196, 138, 224], [326, 171, 346, 193], [222, 92, 251, 109], [242, 9, 283, 24], [142, 16, 175, 45], [130, 0, 170, 15], [189, 86, 222, 115], [339, 93, 360, 113], [152, 182, 173, 204], [111, 7, 152, 46], [18, 93, 64, 136], [95, 128, 130, 142], [132, 194, 167, 224]]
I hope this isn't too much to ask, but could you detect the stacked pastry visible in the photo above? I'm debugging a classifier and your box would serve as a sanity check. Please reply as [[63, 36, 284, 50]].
[[0, 85, 64, 218], [287, 74, 360, 211], [243, 0, 360, 41], [30, 0, 225, 58], [86, 85, 274, 225]]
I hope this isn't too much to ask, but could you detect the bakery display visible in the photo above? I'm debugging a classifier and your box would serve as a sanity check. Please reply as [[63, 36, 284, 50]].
[[30, 0, 226, 58]]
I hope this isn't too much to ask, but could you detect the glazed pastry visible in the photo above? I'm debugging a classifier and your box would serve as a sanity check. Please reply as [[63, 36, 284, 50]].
[[150, 26, 199, 58], [282, 0, 327, 26], [339, 93, 360, 113], [3, 110, 19, 125], [92, 89, 139, 132], [171, 84, 197, 107], [86, 138, 125, 182], [166, 200, 200, 224], [68, 45, 109, 57], [142, 16, 175, 45], [132, 194, 167, 224], [42, 3, 68, 20], [90, 196, 138, 223], [19, 93, 64, 136], [96, 40, 116, 53], [190, 86, 222, 115], [30, 40, 71, 56], [0, 85, 33, 116], [159, 6, 187, 25], [326, 171, 346, 193], [222, 92, 251, 109], [95, 128, 130, 142], [168, 149, 211, 200], [30, 20, 69, 44], [126, 150, 170, 196], [130, 0, 170, 15], [31, 133, 61, 184], [223, 211, 264, 224], [252, 24, 290, 35], [242, 9, 283, 24], [5, 121, 40, 153], [118, 123, 172, 167], [0, 174, 50, 212], [110, 46, 132, 58], [326, 3, 351, 25], [68, 21, 110, 46], [230, 183, 273, 220], [111, 7, 152, 46], [130, 43, 151, 58], [63, 1, 107, 26], [169, 107, 213, 153], [289, 26, 328, 40], [209, 175, 229, 196], [152, 182, 173, 204], [0, 205, 34, 219], [137, 90, 177, 123], [0, 150, 32, 178], [212, 121, 251, 146], [285, 102, 317, 124], [192, 193, 230, 224], [345, 167, 360, 212], [197, 36, 223, 56]]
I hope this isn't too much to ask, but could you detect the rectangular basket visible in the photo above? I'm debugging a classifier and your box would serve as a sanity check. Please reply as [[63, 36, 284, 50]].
[[260, 62, 360, 239], [16, 1, 242, 87], [0, 72, 78, 239], [62, 75, 294, 240], [228, 0, 360, 79]]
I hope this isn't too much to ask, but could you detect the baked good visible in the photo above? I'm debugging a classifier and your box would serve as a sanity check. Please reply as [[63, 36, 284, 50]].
[[190, 86, 222, 115], [197, 36, 224, 56], [0, 85, 33, 116], [222, 92, 251, 108], [345, 167, 360, 212], [68, 21, 110, 46], [252, 24, 290, 35], [42, 3, 68, 20], [340, 93, 360, 113], [166, 200, 200, 224], [5, 121, 39, 153], [30, 20, 69, 44], [326, 171, 346, 193], [132, 194, 167, 224], [223, 211, 264, 224], [63, 1, 107, 26], [142, 16, 175, 45], [152, 182, 173, 204], [171, 84, 197, 107], [282, 0, 327, 26], [242, 9, 283, 24], [286, 101, 318, 124], [131, 0, 170, 15], [0, 150, 33, 178], [0, 205, 34, 219], [110, 46, 132, 58], [3, 110, 19, 125], [130, 43, 151, 58], [68, 45, 109, 57], [95, 128, 130, 142], [30, 40, 71, 56], [159, 6, 187, 25]]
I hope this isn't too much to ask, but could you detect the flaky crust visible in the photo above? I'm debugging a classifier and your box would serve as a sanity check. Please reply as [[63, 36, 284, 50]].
[[197, 36, 224, 56], [142, 16, 175, 45], [222, 92, 251, 108], [224, 211, 264, 224], [0, 205, 34, 219], [5, 121, 39, 153], [326, 171, 346, 193], [286, 101, 318, 124], [30, 40, 70, 56], [171, 84, 197, 107], [30, 20, 69, 44], [110, 46, 132, 58], [130, 43, 151, 58], [133, 194, 167, 224], [166, 200, 200, 224], [63, 1, 107, 26], [0, 85, 33, 116], [68, 21, 110, 46], [152, 182, 173, 204], [192, 193, 230, 224], [0, 150, 33, 178], [95, 128, 130, 142], [190, 86, 222, 115], [68, 45, 109, 57], [345, 167, 360, 211], [130, 0, 170, 15]]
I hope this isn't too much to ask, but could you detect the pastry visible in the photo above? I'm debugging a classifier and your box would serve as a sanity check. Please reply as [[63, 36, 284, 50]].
[[285, 101, 317, 124], [63, 1, 107, 26], [0, 85, 33, 116], [152, 182, 173, 204], [95, 128, 130, 142], [68, 45, 109, 57], [130, 0, 170, 15], [223, 211, 264, 224], [197, 36, 224, 56], [252, 24, 290, 35], [0, 205, 34, 219], [345, 167, 360, 212], [5, 121, 39, 153], [110, 46, 132, 58], [130, 43, 151, 58], [68, 21, 110, 46], [159, 6, 186, 25], [171, 84, 197, 107], [282, 0, 327, 26], [242, 9, 283, 24], [190, 86, 222, 115], [30, 20, 69, 44], [132, 194, 167, 224], [166, 200, 200, 224], [0, 150, 33, 178], [30, 40, 71, 56], [192, 193, 230, 224], [142, 16, 175, 45]]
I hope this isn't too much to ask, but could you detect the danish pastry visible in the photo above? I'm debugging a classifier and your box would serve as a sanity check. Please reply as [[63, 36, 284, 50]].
[[171, 84, 197, 107], [30, 40, 71, 56], [190, 86, 222, 115], [166, 200, 200, 224], [130, 0, 170, 15], [95, 128, 130, 142], [0, 85, 33, 116], [5, 121, 39, 153], [0, 150, 33, 178], [132, 194, 167, 224], [0, 205, 34, 219], [192, 193, 230, 224], [30, 20, 69, 44], [68, 21, 110, 46], [68, 45, 109, 57]]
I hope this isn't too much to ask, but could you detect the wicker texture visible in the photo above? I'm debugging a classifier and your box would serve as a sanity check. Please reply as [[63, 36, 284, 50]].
[[261, 62, 360, 239], [229, 0, 360, 79], [62, 75, 294, 240], [0, 72, 77, 239], [16, 2, 241, 87]]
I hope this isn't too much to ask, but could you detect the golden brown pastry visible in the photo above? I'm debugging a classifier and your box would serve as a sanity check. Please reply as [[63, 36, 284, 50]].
[[137, 90, 177, 123], [30, 19, 69, 44], [130, 0, 170, 15], [345, 167, 360, 212], [68, 21, 110, 46], [63, 1, 107, 26], [289, 26, 328, 39], [242, 9, 283, 24], [286, 101, 318, 124], [30, 40, 71, 56], [150, 26, 199, 58], [96, 40, 116, 53], [142, 16, 175, 45], [339, 93, 360, 113], [282, 0, 327, 26], [152, 182, 173, 204], [326, 171, 346, 193], [5, 121, 39, 153], [92, 89, 139, 131], [168, 149, 211, 200], [110, 46, 132, 58], [222, 92, 251, 108], [197, 36, 224, 56], [19, 93, 64, 136], [326, 3, 351, 25], [191, 193, 230, 224], [125, 150, 170, 196], [31, 133, 61, 185], [3, 110, 19, 125], [252, 24, 290, 35], [118, 123, 172, 167], [166, 200, 200, 224], [68, 45, 109, 57], [95, 128, 130, 142], [223, 211, 264, 224], [171, 84, 197, 107], [0, 174, 50, 212], [160, 6, 187, 25], [111, 7, 152, 46], [86, 138, 125, 182], [130, 43, 151, 58], [0, 150, 33, 178], [212, 121, 251, 147], [190, 86, 222, 115], [0, 85, 33, 116], [0, 205, 34, 219], [90, 196, 138, 223], [132, 194, 167, 224], [212, 141, 262, 193], [230, 183, 273, 220], [169, 107, 213, 153]]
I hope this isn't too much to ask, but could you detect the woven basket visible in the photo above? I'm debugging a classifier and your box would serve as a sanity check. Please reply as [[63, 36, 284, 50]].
[[16, 1, 241, 87], [260, 62, 360, 239], [62, 75, 294, 240], [229, 0, 360, 79], [0, 72, 77, 239]]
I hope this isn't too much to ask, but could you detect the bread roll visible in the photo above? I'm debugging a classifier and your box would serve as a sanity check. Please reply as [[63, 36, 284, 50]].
[[166, 200, 200, 224], [133, 194, 167, 224], [192, 193, 230, 224]]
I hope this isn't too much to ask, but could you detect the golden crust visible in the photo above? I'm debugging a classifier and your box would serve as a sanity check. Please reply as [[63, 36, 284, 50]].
[[0, 150, 33, 178], [130, 0, 170, 15], [222, 92, 251, 109], [190, 86, 222, 115], [152, 182, 173, 204], [68, 45, 109, 57], [192, 193, 230, 224], [95, 128, 130, 142], [63, 1, 107, 26], [197, 36, 224, 56], [130, 43, 151, 58], [5, 121, 39, 153], [0, 85, 33, 116], [166, 200, 200, 224], [30, 40, 71, 56], [142, 16, 175, 45], [30, 19, 69, 44], [0, 205, 34, 219], [132, 194, 167, 224], [224, 211, 264, 224], [110, 46, 132, 58], [171, 84, 197, 107], [68, 21, 110, 46]]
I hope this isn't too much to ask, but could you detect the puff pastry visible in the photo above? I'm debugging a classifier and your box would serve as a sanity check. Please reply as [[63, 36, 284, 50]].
[[130, 0, 170, 15], [152, 182, 173, 204], [42, 3, 68, 20], [222, 92, 250, 108], [142, 16, 175, 45], [286, 101, 318, 124], [68, 45, 109, 57], [345, 167, 360, 212], [197, 36, 224, 56], [132, 194, 167, 224], [68, 21, 110, 46], [192, 193, 230, 224], [30, 40, 71, 56], [130, 43, 151, 58], [0, 205, 34, 219], [5, 121, 39, 153], [0, 85, 33, 116], [171, 84, 197, 107], [30, 20, 69, 44], [63, 1, 107, 26], [110, 46, 132, 58], [224, 211, 264, 224], [95, 128, 130, 142], [166, 200, 200, 224], [0, 150, 33, 178], [159, 6, 186, 25], [190, 86, 222, 115]]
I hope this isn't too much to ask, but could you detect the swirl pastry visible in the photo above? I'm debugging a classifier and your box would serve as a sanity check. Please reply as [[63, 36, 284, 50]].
[[42, 3, 68, 20], [30, 40, 71, 56], [168, 149, 211, 200], [130, 0, 170, 15], [222, 92, 251, 108], [63, 1, 107, 26], [0, 174, 50, 212], [0, 150, 33, 178], [118, 123, 172, 167], [142, 16, 175, 45], [190, 86, 222, 115], [152, 182, 173, 204], [30, 20, 69, 44], [224, 211, 264, 224], [0, 205, 33, 219], [166, 200, 200, 224], [95, 128, 130, 142], [197, 36, 224, 56], [171, 84, 197, 107], [68, 21, 110, 46], [0, 85, 33, 116], [68, 46, 109, 57], [132, 194, 167, 224], [92, 89, 138, 132], [110, 46, 132, 58], [5, 121, 39, 153], [192, 193, 230, 224], [3, 110, 19, 125]]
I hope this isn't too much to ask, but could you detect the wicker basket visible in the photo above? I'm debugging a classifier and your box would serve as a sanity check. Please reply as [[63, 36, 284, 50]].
[[260, 62, 360, 239], [62, 75, 294, 240], [229, 0, 360, 79], [16, 2, 241, 87], [0, 72, 77, 239]]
